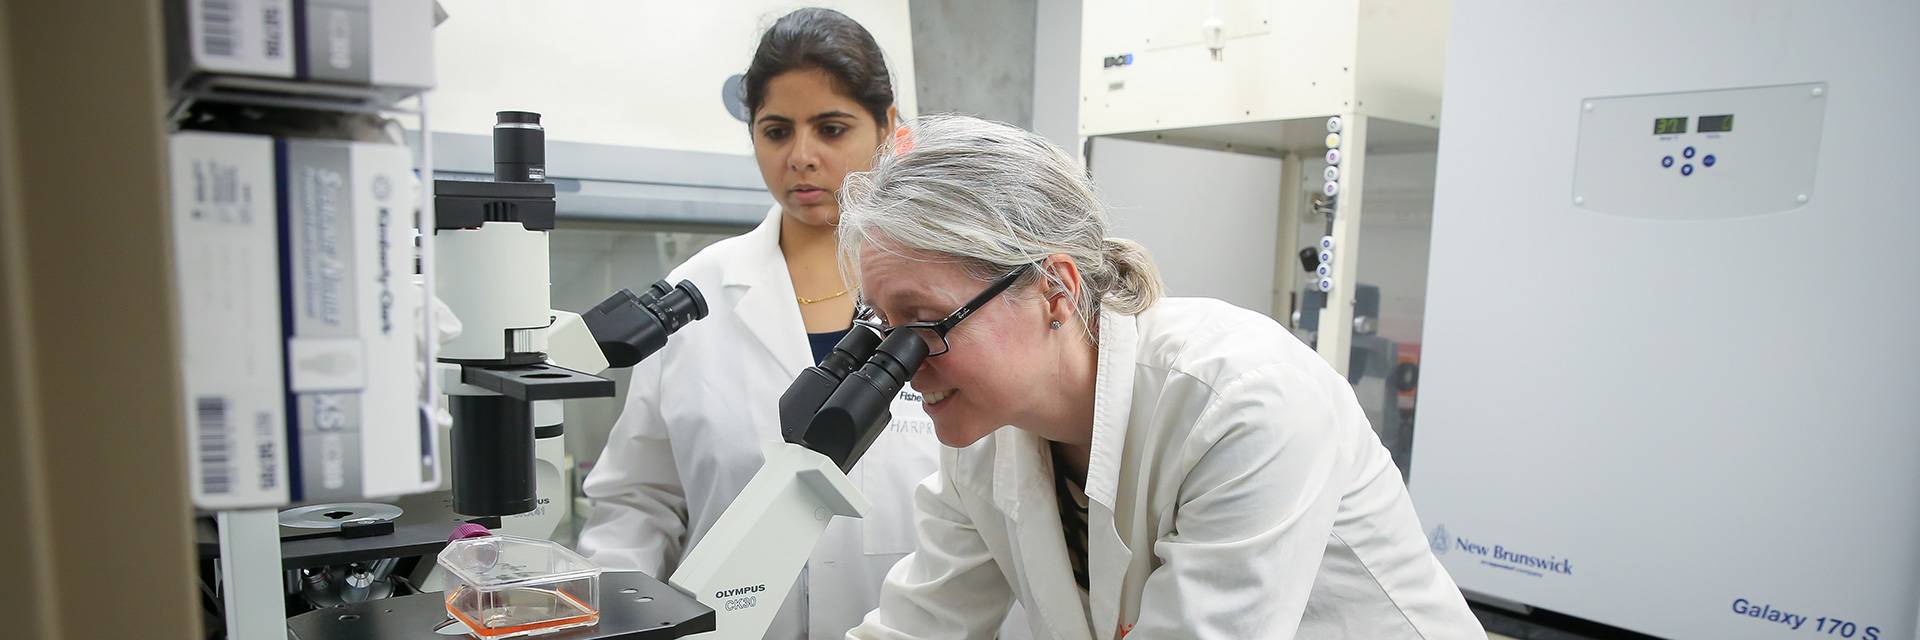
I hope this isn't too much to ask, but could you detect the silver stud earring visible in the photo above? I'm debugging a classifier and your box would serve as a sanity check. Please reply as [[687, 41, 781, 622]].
[[1050, 320, 1063, 330]]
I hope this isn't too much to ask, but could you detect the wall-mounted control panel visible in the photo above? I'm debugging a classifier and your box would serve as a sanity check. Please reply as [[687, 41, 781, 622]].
[[1574, 83, 1828, 220]]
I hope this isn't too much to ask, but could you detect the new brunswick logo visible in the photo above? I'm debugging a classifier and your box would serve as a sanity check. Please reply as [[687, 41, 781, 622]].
[[1427, 524, 1573, 577], [1428, 525, 1449, 556]]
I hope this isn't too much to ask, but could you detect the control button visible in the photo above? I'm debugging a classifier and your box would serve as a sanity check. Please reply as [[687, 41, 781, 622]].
[[1324, 166, 1340, 182], [1662, 156, 1675, 168], [1323, 180, 1340, 197], [1683, 146, 1696, 159], [1325, 148, 1342, 165], [1317, 277, 1334, 293], [1703, 154, 1716, 167], [1316, 264, 1332, 278], [1319, 235, 1335, 250], [1325, 132, 1342, 149], [1681, 164, 1694, 176]]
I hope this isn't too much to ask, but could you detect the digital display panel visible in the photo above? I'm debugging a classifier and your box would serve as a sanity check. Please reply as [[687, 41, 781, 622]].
[[1653, 117, 1689, 135], [1697, 114, 1734, 133]]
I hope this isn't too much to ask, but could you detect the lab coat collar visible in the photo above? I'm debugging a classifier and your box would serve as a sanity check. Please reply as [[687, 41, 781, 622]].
[[1085, 306, 1138, 509], [989, 306, 1138, 516], [719, 206, 812, 381]]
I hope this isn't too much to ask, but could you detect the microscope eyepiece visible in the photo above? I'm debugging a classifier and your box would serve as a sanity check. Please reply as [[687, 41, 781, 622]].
[[820, 325, 883, 378], [496, 110, 541, 125], [493, 110, 546, 182], [581, 279, 710, 369], [844, 329, 928, 398], [641, 280, 708, 334]]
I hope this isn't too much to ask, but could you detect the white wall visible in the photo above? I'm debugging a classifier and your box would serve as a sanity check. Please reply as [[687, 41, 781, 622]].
[[429, 1, 918, 154], [1090, 137, 1280, 314]]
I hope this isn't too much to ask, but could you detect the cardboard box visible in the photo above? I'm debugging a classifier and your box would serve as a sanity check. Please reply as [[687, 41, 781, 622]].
[[167, 0, 435, 93], [170, 131, 435, 509]]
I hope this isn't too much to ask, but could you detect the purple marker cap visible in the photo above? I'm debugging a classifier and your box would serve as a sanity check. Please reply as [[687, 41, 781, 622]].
[[448, 523, 492, 542]]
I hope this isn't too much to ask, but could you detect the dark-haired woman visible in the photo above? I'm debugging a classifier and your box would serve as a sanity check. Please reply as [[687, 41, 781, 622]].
[[576, 8, 964, 639]]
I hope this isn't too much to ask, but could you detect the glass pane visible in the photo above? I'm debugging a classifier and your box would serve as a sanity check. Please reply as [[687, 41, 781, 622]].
[[1346, 147, 1437, 481], [1287, 133, 1438, 481]]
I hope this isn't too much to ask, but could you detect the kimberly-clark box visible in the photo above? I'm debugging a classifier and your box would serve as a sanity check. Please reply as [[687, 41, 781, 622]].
[[170, 131, 434, 509]]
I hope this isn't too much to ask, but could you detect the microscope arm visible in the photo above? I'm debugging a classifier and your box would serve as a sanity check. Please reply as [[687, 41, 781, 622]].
[[665, 442, 869, 640]]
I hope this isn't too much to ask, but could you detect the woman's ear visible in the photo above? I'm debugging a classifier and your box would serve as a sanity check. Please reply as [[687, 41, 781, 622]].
[[1041, 253, 1083, 323]]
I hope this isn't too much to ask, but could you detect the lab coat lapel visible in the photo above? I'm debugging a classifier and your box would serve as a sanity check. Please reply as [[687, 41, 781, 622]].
[[721, 207, 812, 418], [1087, 508, 1132, 640], [1086, 309, 1139, 640], [993, 429, 1094, 640]]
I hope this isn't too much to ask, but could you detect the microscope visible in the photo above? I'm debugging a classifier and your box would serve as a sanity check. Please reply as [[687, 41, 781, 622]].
[[433, 110, 708, 525], [289, 111, 933, 638]]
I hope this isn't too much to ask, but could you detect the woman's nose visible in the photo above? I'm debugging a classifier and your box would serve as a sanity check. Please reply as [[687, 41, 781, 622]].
[[788, 132, 820, 172]]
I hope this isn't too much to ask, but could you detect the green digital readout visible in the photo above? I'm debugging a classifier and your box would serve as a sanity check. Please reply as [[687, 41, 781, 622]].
[[1698, 114, 1734, 133], [1653, 117, 1689, 135]]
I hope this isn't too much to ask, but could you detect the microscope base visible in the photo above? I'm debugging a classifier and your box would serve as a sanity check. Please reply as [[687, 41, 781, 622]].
[[286, 570, 712, 640]]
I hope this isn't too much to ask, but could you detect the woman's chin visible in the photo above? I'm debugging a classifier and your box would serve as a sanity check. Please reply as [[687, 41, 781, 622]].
[[782, 201, 839, 227], [932, 420, 990, 448]]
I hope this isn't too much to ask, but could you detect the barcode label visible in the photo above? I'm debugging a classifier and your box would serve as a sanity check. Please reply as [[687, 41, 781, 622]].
[[261, 5, 284, 59], [200, 0, 237, 58], [195, 158, 241, 207], [254, 408, 278, 491], [196, 396, 233, 495]]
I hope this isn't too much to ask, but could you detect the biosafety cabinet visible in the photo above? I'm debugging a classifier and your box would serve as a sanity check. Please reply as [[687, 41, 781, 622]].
[[1078, 0, 1450, 474], [1079, 0, 1445, 142]]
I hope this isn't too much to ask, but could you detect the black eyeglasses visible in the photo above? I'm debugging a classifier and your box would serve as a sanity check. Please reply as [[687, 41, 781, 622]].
[[855, 263, 1033, 357]]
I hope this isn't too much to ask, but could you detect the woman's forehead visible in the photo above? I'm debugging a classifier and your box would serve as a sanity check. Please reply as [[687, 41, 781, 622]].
[[858, 247, 967, 308], [760, 69, 868, 120]]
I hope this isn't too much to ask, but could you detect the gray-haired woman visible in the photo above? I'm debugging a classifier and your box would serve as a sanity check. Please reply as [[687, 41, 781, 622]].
[[840, 115, 1483, 639]]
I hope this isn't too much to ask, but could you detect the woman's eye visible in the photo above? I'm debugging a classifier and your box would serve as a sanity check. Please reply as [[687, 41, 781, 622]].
[[761, 126, 790, 141], [821, 123, 848, 138]]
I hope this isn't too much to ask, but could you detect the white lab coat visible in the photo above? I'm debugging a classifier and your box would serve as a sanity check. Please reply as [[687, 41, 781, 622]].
[[577, 207, 948, 639], [851, 298, 1485, 639]]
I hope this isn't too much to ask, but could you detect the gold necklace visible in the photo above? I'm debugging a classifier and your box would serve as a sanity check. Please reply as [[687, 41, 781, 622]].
[[796, 288, 850, 305]]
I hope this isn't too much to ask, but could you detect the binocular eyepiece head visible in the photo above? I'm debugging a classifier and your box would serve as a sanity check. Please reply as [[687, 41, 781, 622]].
[[582, 279, 709, 369], [781, 326, 930, 471]]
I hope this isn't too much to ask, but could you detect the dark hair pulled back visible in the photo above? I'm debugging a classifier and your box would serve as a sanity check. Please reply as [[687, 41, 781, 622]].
[[744, 7, 895, 127]]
